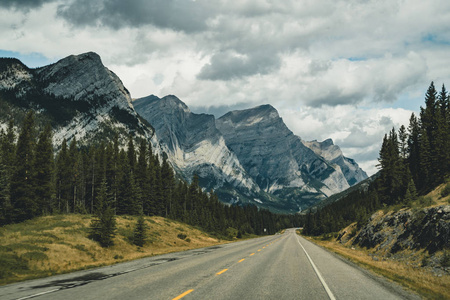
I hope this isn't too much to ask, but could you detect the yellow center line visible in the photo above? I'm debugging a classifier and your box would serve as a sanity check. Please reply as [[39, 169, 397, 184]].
[[238, 258, 245, 263], [172, 289, 194, 300], [250, 253, 255, 256], [216, 268, 228, 275], [257, 249, 261, 252]]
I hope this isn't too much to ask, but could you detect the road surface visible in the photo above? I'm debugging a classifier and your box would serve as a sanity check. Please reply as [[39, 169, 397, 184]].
[[0, 229, 419, 300]]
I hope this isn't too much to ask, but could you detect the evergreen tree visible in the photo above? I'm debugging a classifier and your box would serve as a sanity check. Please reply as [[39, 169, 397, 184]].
[[89, 178, 116, 247], [407, 113, 421, 186], [0, 121, 15, 224], [10, 111, 37, 222], [34, 124, 54, 215], [56, 139, 71, 213], [133, 215, 147, 247]]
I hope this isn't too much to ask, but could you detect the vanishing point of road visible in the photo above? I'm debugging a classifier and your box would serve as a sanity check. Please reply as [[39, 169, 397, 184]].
[[0, 229, 419, 300]]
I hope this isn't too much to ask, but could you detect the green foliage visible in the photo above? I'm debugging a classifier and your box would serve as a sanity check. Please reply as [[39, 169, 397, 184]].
[[21, 251, 48, 261], [0, 253, 29, 280], [177, 233, 187, 240], [441, 184, 450, 198], [89, 206, 117, 248], [133, 215, 147, 247]]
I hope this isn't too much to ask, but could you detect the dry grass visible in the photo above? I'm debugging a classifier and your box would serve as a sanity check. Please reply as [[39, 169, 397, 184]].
[[0, 214, 228, 285], [302, 232, 450, 299]]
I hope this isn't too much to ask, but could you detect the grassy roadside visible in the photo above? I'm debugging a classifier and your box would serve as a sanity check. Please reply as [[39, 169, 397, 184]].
[[298, 230, 449, 299], [0, 214, 244, 285]]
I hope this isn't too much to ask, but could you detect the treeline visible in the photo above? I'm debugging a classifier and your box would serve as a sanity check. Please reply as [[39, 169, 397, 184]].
[[0, 111, 302, 237], [304, 82, 450, 236]]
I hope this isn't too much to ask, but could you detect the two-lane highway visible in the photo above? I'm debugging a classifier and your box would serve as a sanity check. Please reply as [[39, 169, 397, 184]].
[[0, 229, 419, 300]]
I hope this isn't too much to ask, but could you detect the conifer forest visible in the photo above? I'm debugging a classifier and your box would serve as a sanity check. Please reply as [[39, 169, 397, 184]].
[[0, 113, 301, 239], [303, 82, 450, 235]]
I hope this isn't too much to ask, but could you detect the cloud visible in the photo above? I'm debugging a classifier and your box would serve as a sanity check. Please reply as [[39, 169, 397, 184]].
[[197, 50, 281, 80], [0, 0, 56, 11], [57, 0, 216, 32]]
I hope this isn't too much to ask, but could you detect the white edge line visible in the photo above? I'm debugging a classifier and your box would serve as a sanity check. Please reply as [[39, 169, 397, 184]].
[[16, 288, 60, 300], [296, 235, 337, 300]]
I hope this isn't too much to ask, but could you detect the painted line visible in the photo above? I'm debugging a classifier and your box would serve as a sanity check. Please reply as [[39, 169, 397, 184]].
[[296, 236, 336, 300], [257, 249, 261, 252], [216, 268, 228, 275], [250, 253, 255, 256], [238, 259, 245, 263], [17, 289, 60, 300], [172, 289, 194, 300]]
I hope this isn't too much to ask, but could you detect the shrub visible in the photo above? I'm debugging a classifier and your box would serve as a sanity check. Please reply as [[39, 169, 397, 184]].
[[441, 184, 450, 198], [177, 233, 187, 240]]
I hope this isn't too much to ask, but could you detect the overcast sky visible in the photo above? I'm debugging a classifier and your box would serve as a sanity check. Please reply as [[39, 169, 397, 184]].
[[1, 0, 450, 175]]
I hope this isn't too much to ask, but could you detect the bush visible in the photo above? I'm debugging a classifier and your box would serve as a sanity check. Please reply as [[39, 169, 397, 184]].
[[177, 233, 187, 240], [133, 216, 147, 247], [441, 184, 450, 198]]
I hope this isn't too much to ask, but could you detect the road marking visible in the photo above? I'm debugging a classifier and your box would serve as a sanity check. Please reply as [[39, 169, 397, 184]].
[[250, 253, 255, 256], [216, 268, 228, 275], [296, 236, 336, 300], [17, 289, 60, 300], [172, 289, 194, 300], [257, 249, 261, 252], [238, 259, 245, 263]]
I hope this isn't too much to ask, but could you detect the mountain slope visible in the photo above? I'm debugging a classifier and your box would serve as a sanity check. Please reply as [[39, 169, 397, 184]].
[[134, 95, 260, 202], [303, 139, 368, 186], [0, 52, 156, 148], [216, 105, 353, 209]]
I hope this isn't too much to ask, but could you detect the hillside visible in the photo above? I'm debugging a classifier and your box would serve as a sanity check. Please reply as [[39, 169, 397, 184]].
[[305, 183, 449, 299], [0, 214, 231, 285]]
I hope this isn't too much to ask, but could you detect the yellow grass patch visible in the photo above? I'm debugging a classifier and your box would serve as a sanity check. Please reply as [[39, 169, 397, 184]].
[[0, 214, 228, 285], [303, 235, 450, 299]]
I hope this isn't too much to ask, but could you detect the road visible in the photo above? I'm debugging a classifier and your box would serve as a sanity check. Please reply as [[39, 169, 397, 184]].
[[0, 229, 419, 300]]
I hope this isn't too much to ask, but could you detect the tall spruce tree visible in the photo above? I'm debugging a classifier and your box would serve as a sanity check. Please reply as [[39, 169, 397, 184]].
[[10, 111, 37, 222], [34, 124, 54, 215]]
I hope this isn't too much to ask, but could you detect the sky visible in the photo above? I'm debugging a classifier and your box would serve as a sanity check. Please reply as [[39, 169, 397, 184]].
[[1, 0, 450, 176]]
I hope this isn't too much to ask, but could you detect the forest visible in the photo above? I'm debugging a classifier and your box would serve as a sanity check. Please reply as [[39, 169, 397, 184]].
[[303, 82, 450, 235], [0, 113, 302, 243]]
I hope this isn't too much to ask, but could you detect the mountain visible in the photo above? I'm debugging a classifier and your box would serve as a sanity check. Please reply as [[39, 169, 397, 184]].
[[216, 105, 366, 209], [133, 95, 262, 204], [0, 52, 156, 148], [302, 139, 368, 186], [0, 52, 368, 213]]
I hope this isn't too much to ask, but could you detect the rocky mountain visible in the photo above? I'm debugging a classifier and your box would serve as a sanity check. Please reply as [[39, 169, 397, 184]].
[[216, 105, 365, 209], [302, 139, 368, 186], [0, 51, 368, 213], [0, 52, 157, 149], [134, 95, 261, 203]]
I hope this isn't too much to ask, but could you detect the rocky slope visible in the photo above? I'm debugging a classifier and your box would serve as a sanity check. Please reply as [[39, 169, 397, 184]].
[[134, 95, 260, 201], [216, 105, 355, 209], [303, 139, 368, 186], [0, 52, 157, 149]]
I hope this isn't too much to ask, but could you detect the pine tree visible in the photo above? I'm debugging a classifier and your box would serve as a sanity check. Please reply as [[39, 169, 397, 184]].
[[10, 111, 37, 222], [34, 124, 54, 215], [56, 139, 71, 213], [407, 113, 421, 187], [0, 121, 15, 224], [133, 215, 147, 247], [89, 178, 116, 247]]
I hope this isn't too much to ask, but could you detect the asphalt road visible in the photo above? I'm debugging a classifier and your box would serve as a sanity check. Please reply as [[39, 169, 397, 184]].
[[0, 229, 420, 300]]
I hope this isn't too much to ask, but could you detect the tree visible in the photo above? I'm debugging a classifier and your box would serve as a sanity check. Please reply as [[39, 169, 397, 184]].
[[10, 111, 37, 222], [34, 123, 54, 215], [133, 215, 147, 247], [89, 178, 116, 247]]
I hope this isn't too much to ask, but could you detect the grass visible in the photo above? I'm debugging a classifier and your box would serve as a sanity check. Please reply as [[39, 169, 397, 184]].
[[305, 236, 449, 299], [0, 214, 230, 285], [298, 182, 450, 299]]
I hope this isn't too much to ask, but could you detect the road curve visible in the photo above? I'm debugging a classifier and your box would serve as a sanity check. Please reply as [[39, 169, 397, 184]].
[[0, 229, 419, 300]]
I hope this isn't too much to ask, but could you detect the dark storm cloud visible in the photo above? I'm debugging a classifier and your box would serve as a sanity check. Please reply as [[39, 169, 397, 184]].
[[197, 51, 281, 81], [0, 0, 56, 11], [57, 0, 216, 32]]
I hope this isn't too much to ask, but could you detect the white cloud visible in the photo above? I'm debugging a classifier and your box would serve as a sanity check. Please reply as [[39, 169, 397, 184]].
[[1, 0, 449, 176]]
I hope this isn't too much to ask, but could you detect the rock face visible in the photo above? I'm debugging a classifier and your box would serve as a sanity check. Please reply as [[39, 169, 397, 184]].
[[134, 95, 259, 199], [354, 205, 450, 254], [302, 139, 368, 186], [0, 52, 156, 148], [216, 105, 352, 208]]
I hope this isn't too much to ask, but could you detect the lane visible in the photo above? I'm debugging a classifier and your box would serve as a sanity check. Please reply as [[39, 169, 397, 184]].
[[0, 229, 419, 300], [0, 234, 282, 300]]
